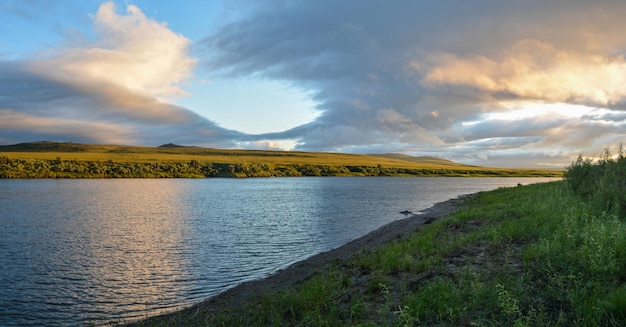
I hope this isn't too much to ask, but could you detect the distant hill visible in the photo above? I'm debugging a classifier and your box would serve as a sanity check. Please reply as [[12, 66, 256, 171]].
[[1, 142, 467, 166], [158, 143, 200, 149], [0, 141, 562, 178], [371, 153, 474, 167], [0, 141, 92, 152], [0, 141, 563, 178]]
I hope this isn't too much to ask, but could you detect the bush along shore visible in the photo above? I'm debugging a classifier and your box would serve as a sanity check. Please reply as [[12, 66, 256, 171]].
[[0, 156, 556, 178], [124, 148, 626, 326]]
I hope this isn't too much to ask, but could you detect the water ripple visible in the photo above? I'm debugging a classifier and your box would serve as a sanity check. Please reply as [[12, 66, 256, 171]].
[[0, 177, 557, 326]]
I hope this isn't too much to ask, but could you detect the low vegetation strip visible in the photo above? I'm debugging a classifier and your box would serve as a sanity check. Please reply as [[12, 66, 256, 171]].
[[0, 142, 560, 178], [126, 153, 626, 326], [0, 156, 557, 178]]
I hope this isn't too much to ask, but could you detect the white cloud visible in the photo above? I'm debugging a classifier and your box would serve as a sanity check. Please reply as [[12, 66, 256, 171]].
[[36, 1, 196, 99], [0, 2, 243, 147], [236, 140, 297, 151]]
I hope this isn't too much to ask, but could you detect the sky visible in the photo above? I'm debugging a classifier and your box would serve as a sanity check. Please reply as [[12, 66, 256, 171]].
[[2, 1, 626, 168]]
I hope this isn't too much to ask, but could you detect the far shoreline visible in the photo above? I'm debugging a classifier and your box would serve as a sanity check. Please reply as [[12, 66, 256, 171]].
[[0, 142, 563, 178]]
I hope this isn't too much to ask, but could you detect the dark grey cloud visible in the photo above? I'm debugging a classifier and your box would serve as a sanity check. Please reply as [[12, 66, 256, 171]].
[[202, 0, 626, 166]]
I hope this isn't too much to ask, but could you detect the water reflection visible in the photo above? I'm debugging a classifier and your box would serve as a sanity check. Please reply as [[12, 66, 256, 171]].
[[80, 181, 193, 321], [1, 180, 194, 326]]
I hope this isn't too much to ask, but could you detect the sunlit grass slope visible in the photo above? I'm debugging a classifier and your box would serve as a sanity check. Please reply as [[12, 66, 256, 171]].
[[2, 141, 478, 167], [0, 141, 561, 178], [372, 153, 474, 167]]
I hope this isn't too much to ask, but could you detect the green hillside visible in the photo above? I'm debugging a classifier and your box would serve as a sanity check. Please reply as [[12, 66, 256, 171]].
[[372, 153, 472, 167], [0, 141, 562, 178]]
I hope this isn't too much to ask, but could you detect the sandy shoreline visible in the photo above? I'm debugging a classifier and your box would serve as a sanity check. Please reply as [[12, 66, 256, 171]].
[[129, 193, 474, 325]]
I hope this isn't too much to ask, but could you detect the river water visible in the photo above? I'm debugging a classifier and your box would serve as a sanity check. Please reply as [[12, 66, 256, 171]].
[[0, 177, 557, 326]]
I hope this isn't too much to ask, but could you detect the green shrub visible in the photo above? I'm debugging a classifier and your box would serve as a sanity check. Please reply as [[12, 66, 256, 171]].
[[565, 144, 626, 217]]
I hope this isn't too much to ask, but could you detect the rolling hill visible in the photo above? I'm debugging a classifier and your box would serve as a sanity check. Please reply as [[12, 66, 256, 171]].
[[0, 141, 562, 178]]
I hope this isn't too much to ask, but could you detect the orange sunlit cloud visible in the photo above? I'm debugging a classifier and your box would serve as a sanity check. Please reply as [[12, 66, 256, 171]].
[[422, 39, 626, 106]]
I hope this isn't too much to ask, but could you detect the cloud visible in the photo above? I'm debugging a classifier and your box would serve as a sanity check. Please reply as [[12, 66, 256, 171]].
[[0, 109, 132, 144], [422, 39, 626, 106], [5, 1, 626, 167], [0, 2, 243, 147], [38, 1, 197, 99], [202, 0, 626, 166], [236, 140, 290, 151]]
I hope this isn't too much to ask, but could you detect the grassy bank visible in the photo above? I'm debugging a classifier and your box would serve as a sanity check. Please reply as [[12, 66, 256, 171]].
[[128, 178, 626, 326], [0, 142, 560, 178]]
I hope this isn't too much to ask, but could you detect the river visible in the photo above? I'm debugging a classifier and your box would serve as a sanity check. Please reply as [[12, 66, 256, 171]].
[[0, 177, 557, 326]]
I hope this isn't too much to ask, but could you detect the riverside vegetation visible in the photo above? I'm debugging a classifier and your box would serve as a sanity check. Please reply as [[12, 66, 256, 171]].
[[0, 141, 559, 178], [128, 146, 626, 326]]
